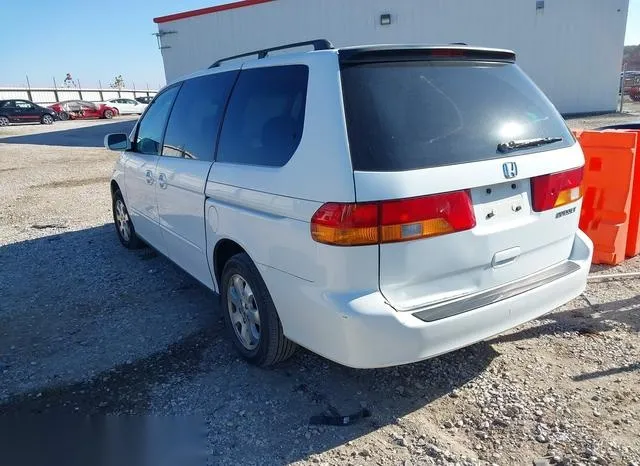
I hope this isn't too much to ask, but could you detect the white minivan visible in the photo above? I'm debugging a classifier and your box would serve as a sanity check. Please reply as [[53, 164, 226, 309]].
[[105, 41, 593, 368]]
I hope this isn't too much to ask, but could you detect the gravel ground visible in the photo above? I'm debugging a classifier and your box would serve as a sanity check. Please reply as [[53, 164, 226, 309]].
[[0, 116, 639, 466]]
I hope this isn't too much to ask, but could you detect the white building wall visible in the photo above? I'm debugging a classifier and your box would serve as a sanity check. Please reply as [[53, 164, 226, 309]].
[[156, 0, 629, 114]]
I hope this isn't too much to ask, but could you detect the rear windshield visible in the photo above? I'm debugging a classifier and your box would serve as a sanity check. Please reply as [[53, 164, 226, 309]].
[[341, 61, 573, 172]]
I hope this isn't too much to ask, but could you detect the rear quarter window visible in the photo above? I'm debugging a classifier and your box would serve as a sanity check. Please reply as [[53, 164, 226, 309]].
[[217, 65, 308, 167], [341, 61, 573, 172]]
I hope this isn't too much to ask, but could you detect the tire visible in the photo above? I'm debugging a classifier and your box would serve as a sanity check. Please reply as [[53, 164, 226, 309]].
[[0, 116, 9, 127], [112, 189, 143, 249], [103, 109, 114, 119], [58, 111, 69, 121], [41, 114, 54, 125], [221, 253, 297, 367]]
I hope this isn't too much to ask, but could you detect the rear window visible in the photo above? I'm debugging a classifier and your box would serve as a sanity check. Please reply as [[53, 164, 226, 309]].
[[217, 65, 308, 167], [341, 61, 573, 172]]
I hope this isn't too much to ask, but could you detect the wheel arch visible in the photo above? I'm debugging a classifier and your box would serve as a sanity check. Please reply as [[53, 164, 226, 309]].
[[110, 179, 120, 197], [213, 238, 248, 291]]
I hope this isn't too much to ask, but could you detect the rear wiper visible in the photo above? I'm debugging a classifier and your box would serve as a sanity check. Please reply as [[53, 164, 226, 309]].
[[497, 137, 563, 153]]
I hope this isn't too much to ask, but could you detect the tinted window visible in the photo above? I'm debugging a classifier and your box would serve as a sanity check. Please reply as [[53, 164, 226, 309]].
[[15, 101, 34, 109], [135, 85, 180, 155], [163, 71, 237, 161], [1, 101, 14, 108], [341, 61, 573, 172], [217, 65, 308, 167]]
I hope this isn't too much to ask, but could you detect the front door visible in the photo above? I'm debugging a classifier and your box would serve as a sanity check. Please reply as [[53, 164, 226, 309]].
[[156, 70, 237, 289], [0, 101, 18, 122], [122, 85, 181, 255]]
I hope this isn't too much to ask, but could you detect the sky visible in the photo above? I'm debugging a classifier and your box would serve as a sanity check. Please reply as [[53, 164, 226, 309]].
[[0, 0, 224, 88], [0, 0, 639, 89]]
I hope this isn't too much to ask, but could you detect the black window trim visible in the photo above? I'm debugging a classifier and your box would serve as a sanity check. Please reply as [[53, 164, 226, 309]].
[[213, 70, 241, 162], [131, 82, 182, 155]]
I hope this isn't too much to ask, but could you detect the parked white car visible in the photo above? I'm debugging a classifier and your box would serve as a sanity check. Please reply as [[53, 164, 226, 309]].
[[104, 98, 147, 115], [105, 41, 593, 368]]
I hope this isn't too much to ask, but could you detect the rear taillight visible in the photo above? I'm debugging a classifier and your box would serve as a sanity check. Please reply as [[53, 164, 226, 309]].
[[309, 203, 379, 246], [310, 191, 476, 246], [531, 167, 583, 212]]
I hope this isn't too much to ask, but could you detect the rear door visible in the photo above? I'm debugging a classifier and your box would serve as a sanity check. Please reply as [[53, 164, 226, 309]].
[[14, 100, 40, 122], [156, 70, 238, 288], [123, 84, 180, 255], [340, 51, 583, 312]]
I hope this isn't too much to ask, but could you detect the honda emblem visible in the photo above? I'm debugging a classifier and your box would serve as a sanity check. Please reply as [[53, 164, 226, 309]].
[[502, 162, 518, 179]]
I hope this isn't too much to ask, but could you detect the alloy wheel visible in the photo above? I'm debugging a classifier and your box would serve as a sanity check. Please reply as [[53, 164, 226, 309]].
[[115, 199, 131, 242], [227, 274, 261, 350]]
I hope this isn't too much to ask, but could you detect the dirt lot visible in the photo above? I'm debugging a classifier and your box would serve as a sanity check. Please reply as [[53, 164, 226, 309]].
[[0, 115, 639, 466]]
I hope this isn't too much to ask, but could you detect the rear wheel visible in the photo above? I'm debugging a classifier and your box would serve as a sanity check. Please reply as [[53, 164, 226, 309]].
[[103, 109, 114, 119], [41, 114, 54, 125], [112, 189, 143, 249], [221, 253, 297, 367], [58, 111, 69, 121], [0, 116, 9, 127]]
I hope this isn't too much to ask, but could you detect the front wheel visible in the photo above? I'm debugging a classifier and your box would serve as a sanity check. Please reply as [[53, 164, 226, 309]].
[[41, 114, 54, 125], [58, 111, 69, 121], [103, 109, 114, 119], [221, 253, 297, 367], [112, 190, 143, 249]]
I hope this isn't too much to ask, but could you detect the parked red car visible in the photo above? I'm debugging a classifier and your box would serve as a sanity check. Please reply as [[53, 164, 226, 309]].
[[48, 100, 118, 120]]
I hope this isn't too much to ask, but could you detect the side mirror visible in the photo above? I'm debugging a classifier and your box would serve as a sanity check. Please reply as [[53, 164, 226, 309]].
[[104, 133, 131, 151]]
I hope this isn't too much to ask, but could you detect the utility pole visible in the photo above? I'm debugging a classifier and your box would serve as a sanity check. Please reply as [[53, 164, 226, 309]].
[[26, 75, 32, 101], [52, 77, 59, 103], [620, 63, 627, 113]]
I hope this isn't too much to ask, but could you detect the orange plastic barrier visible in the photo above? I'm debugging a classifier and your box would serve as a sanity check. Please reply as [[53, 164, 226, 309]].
[[616, 130, 640, 258], [574, 130, 637, 265]]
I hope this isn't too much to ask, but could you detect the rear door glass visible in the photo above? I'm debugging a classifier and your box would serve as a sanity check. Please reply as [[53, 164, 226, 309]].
[[341, 61, 573, 172], [162, 71, 238, 161]]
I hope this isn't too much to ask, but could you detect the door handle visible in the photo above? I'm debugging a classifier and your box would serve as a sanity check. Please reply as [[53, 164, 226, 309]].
[[492, 247, 521, 268], [145, 170, 154, 185], [158, 173, 167, 189]]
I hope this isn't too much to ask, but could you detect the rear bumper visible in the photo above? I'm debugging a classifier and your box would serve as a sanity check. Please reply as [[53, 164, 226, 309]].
[[261, 230, 592, 368]]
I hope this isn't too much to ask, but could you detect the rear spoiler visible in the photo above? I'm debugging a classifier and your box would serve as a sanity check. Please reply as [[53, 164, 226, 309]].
[[338, 46, 516, 65]]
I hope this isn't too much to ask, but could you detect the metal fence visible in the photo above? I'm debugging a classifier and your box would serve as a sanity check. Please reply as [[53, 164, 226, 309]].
[[0, 87, 158, 105]]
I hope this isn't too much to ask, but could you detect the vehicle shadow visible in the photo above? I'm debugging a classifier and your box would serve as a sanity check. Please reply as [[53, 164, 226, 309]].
[[0, 224, 497, 464], [0, 120, 136, 148], [490, 291, 640, 345]]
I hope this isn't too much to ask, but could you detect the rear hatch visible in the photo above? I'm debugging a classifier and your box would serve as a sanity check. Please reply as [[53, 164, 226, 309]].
[[339, 47, 584, 313]]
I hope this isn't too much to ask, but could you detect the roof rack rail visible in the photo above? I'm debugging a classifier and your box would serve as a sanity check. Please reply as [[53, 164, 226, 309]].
[[210, 39, 334, 68], [449, 42, 468, 45]]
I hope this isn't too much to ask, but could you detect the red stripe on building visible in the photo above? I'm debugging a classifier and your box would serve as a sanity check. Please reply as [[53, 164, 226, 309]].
[[153, 0, 275, 24]]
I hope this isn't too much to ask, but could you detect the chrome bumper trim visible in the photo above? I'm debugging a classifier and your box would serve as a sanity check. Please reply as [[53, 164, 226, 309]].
[[413, 261, 581, 323]]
